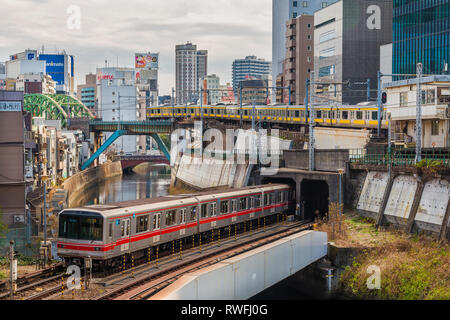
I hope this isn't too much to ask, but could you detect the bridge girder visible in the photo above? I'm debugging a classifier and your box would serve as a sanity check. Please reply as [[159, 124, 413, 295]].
[[24, 93, 94, 127]]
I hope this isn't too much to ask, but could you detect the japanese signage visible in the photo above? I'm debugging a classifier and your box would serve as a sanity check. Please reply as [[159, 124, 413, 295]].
[[135, 53, 158, 69], [0, 101, 22, 112]]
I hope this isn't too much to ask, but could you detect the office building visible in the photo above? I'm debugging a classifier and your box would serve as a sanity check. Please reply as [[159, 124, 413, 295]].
[[135, 52, 159, 107], [97, 67, 139, 154], [77, 73, 97, 115], [272, 0, 338, 98], [175, 42, 208, 104], [281, 14, 314, 104], [39, 51, 75, 95], [232, 56, 271, 97], [393, 0, 450, 77], [314, 0, 392, 104]]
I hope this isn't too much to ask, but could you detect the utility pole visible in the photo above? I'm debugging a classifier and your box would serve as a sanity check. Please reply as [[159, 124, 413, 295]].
[[377, 71, 382, 137], [239, 82, 243, 127], [42, 175, 48, 266], [9, 240, 17, 300], [415, 62, 423, 163], [309, 71, 315, 171]]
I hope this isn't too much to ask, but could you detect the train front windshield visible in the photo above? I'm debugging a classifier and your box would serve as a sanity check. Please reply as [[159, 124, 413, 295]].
[[59, 211, 103, 241]]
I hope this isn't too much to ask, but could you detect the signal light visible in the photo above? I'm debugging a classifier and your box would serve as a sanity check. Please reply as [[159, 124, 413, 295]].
[[381, 92, 387, 104]]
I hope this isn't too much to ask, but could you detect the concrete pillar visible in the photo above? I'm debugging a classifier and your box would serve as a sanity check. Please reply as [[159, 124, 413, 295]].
[[375, 172, 397, 227], [406, 177, 425, 234], [439, 199, 450, 241]]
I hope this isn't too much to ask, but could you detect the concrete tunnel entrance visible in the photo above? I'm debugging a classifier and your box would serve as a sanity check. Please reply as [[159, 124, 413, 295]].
[[300, 179, 329, 221], [260, 177, 296, 213]]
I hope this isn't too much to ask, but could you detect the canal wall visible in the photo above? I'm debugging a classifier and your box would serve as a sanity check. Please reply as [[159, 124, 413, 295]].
[[61, 161, 123, 207]]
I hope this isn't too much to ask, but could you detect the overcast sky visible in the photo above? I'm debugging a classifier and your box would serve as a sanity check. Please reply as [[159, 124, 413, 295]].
[[0, 0, 272, 95]]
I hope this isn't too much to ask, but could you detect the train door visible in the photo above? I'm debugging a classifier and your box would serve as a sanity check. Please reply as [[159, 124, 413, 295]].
[[153, 213, 161, 243], [231, 199, 237, 222], [120, 218, 131, 252], [210, 202, 217, 228], [179, 208, 187, 236]]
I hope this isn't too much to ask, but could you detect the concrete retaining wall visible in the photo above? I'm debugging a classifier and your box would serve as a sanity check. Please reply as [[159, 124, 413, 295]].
[[174, 155, 250, 189], [414, 179, 450, 233], [357, 171, 389, 219], [62, 161, 122, 207], [150, 230, 327, 300], [284, 149, 349, 172], [384, 175, 418, 226], [314, 127, 370, 150]]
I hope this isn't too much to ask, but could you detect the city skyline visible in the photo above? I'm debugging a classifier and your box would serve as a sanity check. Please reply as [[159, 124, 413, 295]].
[[0, 0, 272, 96]]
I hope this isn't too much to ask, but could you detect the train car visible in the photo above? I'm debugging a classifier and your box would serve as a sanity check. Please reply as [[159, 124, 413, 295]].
[[57, 184, 294, 268], [147, 103, 388, 130]]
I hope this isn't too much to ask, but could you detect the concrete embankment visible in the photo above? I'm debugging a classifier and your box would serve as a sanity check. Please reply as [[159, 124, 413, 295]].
[[61, 161, 122, 207]]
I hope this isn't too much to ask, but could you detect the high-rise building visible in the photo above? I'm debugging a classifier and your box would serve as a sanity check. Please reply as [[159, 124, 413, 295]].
[[393, 0, 450, 77], [197, 50, 208, 89], [281, 14, 314, 104], [135, 52, 159, 107], [237, 79, 270, 105], [314, 0, 392, 104], [272, 0, 338, 97], [232, 56, 271, 97], [77, 73, 97, 115], [175, 42, 208, 104]]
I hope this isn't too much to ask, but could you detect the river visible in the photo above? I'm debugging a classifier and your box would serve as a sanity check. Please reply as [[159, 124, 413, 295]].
[[75, 164, 171, 206]]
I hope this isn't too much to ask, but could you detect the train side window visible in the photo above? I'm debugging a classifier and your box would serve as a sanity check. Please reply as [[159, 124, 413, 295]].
[[249, 197, 254, 209], [189, 207, 196, 221], [356, 111, 363, 120], [350, 111, 355, 119], [337, 111, 341, 119], [220, 200, 229, 214], [201, 203, 208, 218], [295, 110, 299, 117], [255, 194, 261, 207], [166, 210, 176, 226], [372, 111, 378, 120], [232, 199, 237, 212], [136, 215, 149, 233], [121, 219, 130, 237], [153, 213, 161, 230], [239, 197, 247, 211], [264, 194, 269, 206], [342, 111, 348, 119], [180, 209, 186, 224], [316, 110, 322, 118]]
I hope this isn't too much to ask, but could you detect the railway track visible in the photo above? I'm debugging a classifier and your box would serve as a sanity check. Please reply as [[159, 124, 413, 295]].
[[92, 220, 314, 300], [0, 263, 64, 300]]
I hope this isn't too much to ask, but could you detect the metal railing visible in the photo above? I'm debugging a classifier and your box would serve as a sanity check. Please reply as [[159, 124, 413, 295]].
[[349, 148, 450, 168]]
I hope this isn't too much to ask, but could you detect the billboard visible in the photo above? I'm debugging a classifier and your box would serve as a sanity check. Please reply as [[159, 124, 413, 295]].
[[39, 54, 66, 85], [135, 53, 158, 69]]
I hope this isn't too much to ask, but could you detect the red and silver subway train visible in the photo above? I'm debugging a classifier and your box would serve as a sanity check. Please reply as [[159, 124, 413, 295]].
[[57, 184, 294, 268]]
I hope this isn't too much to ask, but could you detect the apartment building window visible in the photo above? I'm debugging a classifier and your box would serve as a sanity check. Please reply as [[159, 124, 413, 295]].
[[307, 34, 312, 40], [307, 57, 311, 62], [319, 30, 335, 43], [293, 1, 297, 7], [307, 46, 311, 51], [293, 12, 297, 18], [431, 120, 439, 136], [302, 1, 309, 7], [400, 92, 408, 107], [322, 2, 328, 7], [307, 23, 311, 28], [421, 89, 435, 105]]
